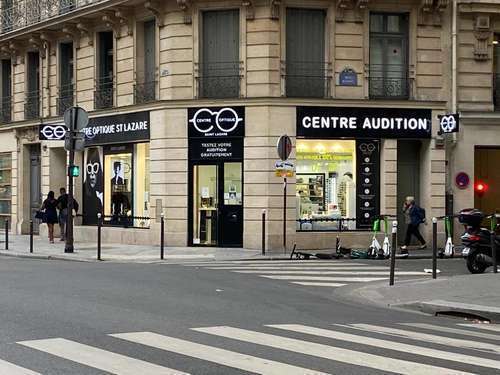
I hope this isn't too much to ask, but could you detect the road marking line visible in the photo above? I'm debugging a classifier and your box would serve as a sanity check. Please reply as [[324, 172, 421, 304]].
[[459, 324, 500, 334], [401, 323, 500, 342], [183, 261, 366, 267], [193, 326, 474, 375], [269, 324, 500, 371], [0, 359, 41, 375], [345, 324, 500, 355], [291, 282, 347, 287], [233, 270, 426, 275], [205, 266, 389, 271], [18, 338, 188, 375], [260, 275, 387, 282], [111, 332, 329, 375]]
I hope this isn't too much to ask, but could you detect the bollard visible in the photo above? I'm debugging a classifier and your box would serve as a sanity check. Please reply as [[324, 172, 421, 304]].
[[389, 220, 397, 286], [160, 213, 165, 260], [97, 213, 102, 261], [432, 217, 438, 279], [29, 220, 33, 253], [4, 219, 8, 250], [261, 209, 266, 256], [491, 215, 497, 274]]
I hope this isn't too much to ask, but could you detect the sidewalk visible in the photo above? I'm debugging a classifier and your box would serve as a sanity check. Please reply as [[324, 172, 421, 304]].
[[341, 272, 500, 323], [0, 235, 285, 263]]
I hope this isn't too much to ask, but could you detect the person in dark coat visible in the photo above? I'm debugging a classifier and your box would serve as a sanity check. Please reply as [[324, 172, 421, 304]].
[[401, 196, 427, 254], [41, 191, 59, 243]]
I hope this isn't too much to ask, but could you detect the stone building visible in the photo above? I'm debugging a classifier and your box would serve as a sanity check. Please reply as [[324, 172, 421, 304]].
[[0, 0, 480, 251]]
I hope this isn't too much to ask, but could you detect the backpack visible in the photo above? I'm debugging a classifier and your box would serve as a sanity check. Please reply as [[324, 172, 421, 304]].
[[414, 205, 426, 223]]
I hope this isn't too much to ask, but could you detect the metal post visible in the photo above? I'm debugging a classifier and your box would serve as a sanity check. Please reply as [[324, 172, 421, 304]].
[[389, 220, 397, 286], [160, 212, 164, 260], [491, 230, 497, 274], [283, 177, 287, 253], [432, 217, 438, 279], [29, 220, 33, 253], [4, 219, 8, 250], [97, 213, 102, 261], [261, 209, 266, 256]]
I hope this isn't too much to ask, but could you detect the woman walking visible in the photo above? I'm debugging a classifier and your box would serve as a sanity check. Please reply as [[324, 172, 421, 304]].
[[41, 191, 59, 243]]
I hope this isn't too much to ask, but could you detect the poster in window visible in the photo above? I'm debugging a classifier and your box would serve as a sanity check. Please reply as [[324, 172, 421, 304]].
[[83, 147, 103, 225]]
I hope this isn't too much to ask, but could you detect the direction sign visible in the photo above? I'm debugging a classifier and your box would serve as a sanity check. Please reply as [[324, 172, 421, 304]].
[[275, 160, 294, 177], [64, 106, 89, 131], [277, 135, 292, 161]]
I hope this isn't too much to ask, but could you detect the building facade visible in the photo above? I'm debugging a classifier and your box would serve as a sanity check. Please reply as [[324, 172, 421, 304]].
[[0, 0, 489, 251]]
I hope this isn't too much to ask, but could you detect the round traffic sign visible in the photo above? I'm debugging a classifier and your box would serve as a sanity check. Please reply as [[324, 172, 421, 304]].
[[277, 135, 292, 161], [455, 172, 470, 189], [64, 106, 89, 131]]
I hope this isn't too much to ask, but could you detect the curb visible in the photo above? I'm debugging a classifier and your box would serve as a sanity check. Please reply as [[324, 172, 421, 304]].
[[0, 251, 97, 262]]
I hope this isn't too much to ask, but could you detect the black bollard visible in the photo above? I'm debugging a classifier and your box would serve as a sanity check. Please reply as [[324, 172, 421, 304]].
[[160, 213, 165, 260], [29, 220, 33, 253], [97, 213, 102, 261], [432, 217, 438, 279], [261, 209, 266, 256], [389, 220, 397, 286], [4, 219, 8, 250]]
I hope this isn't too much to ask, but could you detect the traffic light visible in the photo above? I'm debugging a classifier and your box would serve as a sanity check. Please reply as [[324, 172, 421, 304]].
[[474, 181, 489, 198], [68, 165, 80, 177]]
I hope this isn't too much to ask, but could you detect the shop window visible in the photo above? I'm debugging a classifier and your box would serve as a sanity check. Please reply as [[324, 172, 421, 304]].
[[0, 153, 11, 229], [296, 140, 357, 231], [493, 34, 500, 110], [369, 13, 409, 99]]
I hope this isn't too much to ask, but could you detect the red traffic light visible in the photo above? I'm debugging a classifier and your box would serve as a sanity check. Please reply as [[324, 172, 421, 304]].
[[475, 181, 489, 196]]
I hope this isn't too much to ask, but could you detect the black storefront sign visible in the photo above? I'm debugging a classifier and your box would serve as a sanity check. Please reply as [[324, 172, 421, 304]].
[[84, 111, 150, 146], [356, 140, 380, 229], [297, 107, 432, 139], [39, 123, 68, 140], [189, 138, 243, 161], [188, 106, 245, 138]]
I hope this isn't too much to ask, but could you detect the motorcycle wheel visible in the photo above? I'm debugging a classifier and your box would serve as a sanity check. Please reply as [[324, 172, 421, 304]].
[[466, 249, 488, 274]]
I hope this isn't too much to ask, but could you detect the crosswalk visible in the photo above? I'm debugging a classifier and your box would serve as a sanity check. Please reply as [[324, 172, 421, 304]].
[[182, 260, 431, 289], [5, 321, 500, 374]]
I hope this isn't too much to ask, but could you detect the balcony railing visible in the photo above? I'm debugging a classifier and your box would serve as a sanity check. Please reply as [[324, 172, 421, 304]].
[[24, 90, 39, 119], [0, 0, 104, 34], [134, 81, 156, 104], [57, 83, 74, 115], [94, 76, 113, 110], [369, 64, 410, 100], [0, 96, 11, 123], [197, 61, 241, 99], [284, 61, 332, 98]]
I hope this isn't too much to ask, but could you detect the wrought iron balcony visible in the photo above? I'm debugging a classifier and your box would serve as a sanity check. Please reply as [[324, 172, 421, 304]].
[[284, 61, 332, 98], [134, 81, 156, 104], [0, 96, 11, 123], [57, 83, 74, 116], [369, 64, 410, 100], [24, 90, 40, 120], [0, 0, 104, 34], [197, 61, 241, 99], [94, 76, 113, 110]]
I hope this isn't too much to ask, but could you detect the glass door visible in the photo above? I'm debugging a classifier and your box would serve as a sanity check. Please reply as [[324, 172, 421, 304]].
[[104, 148, 133, 226], [192, 164, 218, 245], [220, 162, 243, 246]]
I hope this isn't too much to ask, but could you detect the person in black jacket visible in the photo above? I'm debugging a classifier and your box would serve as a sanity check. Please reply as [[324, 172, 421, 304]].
[[57, 187, 79, 241], [401, 196, 427, 255], [41, 191, 59, 243]]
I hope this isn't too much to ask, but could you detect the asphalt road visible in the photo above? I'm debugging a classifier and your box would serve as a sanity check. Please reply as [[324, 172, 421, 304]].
[[0, 256, 498, 375]]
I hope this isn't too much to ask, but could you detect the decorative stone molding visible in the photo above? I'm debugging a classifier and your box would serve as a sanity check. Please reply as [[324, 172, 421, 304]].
[[418, 0, 449, 26], [76, 22, 93, 46], [177, 0, 192, 24], [473, 15, 492, 61], [15, 127, 38, 144], [144, 1, 165, 27], [336, 0, 350, 22], [270, 0, 280, 20], [28, 35, 45, 58], [102, 12, 121, 37], [115, 8, 133, 36], [40, 32, 57, 56], [7, 41, 24, 65], [242, 0, 254, 20], [354, 0, 369, 22], [336, 0, 369, 22]]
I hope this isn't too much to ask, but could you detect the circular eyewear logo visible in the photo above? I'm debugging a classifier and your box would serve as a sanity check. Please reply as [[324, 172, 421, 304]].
[[189, 107, 242, 135], [41, 124, 67, 140], [440, 115, 457, 133]]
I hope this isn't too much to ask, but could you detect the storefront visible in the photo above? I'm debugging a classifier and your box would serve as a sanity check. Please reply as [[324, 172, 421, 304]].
[[187, 106, 244, 247], [81, 111, 150, 228], [295, 106, 432, 234]]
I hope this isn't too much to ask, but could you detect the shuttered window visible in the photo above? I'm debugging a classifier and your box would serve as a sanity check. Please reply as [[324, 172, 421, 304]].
[[286, 8, 326, 98], [200, 10, 240, 98]]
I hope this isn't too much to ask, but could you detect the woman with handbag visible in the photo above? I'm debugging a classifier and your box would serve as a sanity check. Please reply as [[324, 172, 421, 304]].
[[41, 191, 59, 243]]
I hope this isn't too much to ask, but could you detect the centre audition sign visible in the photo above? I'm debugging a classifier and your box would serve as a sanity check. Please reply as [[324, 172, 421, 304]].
[[297, 107, 432, 139]]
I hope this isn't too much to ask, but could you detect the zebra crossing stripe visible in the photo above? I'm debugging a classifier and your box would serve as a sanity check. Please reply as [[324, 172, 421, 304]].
[[459, 324, 500, 333], [260, 275, 387, 282], [269, 324, 500, 371], [192, 326, 474, 375], [111, 332, 329, 375], [233, 270, 426, 276], [291, 282, 347, 287], [184, 261, 366, 267], [346, 324, 500, 355], [18, 338, 187, 375], [0, 359, 41, 375], [401, 323, 500, 342], [206, 266, 389, 271]]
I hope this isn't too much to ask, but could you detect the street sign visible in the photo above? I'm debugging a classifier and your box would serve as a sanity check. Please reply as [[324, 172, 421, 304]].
[[64, 134, 85, 152], [275, 160, 295, 177], [64, 106, 89, 131], [277, 135, 292, 161], [438, 113, 459, 135]]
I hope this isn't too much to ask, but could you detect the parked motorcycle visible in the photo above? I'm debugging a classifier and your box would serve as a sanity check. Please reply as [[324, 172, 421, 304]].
[[459, 208, 500, 274]]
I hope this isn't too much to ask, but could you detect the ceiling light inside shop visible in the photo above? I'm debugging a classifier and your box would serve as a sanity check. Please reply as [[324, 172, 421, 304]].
[[315, 143, 326, 154], [331, 143, 343, 153]]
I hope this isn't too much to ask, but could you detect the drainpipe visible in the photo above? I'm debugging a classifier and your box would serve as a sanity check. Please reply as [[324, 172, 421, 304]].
[[452, 0, 457, 114]]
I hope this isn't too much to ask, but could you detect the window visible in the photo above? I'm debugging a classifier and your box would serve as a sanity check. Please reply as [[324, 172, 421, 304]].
[[369, 13, 409, 99], [296, 140, 357, 231], [286, 8, 327, 98], [58, 42, 74, 115], [200, 10, 240, 98], [0, 153, 11, 229], [493, 34, 500, 110], [25, 51, 40, 119], [135, 19, 156, 104], [0, 59, 11, 123], [95, 31, 114, 109]]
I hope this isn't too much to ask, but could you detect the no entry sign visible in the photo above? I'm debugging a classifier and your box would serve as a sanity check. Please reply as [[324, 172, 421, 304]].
[[277, 135, 292, 161]]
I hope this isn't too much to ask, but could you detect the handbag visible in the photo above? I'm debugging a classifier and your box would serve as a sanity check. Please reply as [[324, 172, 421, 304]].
[[35, 210, 45, 220]]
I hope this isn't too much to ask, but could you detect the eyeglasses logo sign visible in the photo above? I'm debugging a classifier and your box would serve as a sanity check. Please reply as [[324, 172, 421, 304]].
[[39, 124, 67, 140], [438, 113, 459, 134], [189, 107, 243, 135]]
